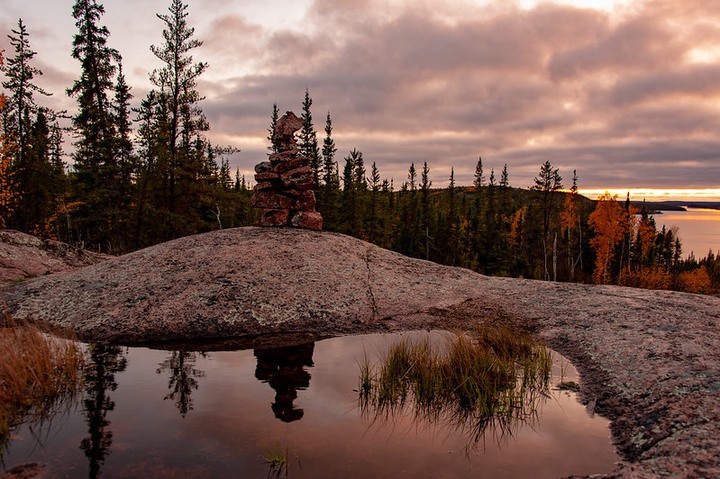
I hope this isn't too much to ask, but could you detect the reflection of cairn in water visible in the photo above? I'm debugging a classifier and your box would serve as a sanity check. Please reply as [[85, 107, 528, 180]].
[[81, 344, 128, 479], [254, 342, 315, 422]]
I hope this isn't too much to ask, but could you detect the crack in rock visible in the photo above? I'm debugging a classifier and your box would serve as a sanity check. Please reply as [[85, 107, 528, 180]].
[[364, 247, 378, 320]]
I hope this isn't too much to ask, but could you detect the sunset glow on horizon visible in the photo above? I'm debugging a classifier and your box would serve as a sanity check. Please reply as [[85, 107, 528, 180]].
[[578, 189, 720, 203]]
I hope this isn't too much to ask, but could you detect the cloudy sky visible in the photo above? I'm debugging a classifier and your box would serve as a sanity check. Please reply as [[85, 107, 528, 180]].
[[1, 0, 719, 200]]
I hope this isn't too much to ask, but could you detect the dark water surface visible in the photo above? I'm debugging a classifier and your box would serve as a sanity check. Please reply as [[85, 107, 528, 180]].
[[2, 331, 619, 478]]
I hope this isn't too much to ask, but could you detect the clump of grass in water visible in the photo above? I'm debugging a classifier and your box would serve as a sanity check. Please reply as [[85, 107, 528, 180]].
[[264, 441, 301, 478], [358, 324, 552, 443], [0, 308, 84, 457]]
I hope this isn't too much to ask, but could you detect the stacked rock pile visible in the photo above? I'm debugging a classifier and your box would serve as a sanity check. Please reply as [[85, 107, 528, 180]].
[[250, 111, 323, 231]]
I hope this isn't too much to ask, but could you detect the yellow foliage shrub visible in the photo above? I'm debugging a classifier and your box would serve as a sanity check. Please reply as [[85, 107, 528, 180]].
[[675, 266, 712, 294]]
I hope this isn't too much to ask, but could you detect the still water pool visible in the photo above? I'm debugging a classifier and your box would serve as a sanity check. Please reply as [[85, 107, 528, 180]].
[[2, 331, 619, 478]]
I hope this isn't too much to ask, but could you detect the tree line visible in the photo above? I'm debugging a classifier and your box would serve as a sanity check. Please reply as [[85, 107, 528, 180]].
[[0, 0, 717, 295]]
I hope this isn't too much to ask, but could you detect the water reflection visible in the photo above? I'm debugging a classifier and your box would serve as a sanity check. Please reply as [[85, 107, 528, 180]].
[[156, 351, 206, 417], [358, 331, 551, 450], [254, 342, 315, 422], [80, 344, 127, 479]]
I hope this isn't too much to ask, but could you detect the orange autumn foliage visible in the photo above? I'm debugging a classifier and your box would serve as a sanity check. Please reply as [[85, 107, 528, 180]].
[[675, 266, 712, 294], [509, 206, 527, 249], [588, 192, 629, 284], [625, 267, 673, 290]]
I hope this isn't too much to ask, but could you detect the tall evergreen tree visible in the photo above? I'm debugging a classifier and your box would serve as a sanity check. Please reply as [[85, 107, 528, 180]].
[[443, 168, 460, 265], [339, 148, 364, 235], [321, 111, 337, 187], [368, 161, 381, 242], [149, 0, 210, 237], [111, 64, 133, 188], [23, 110, 68, 237], [408, 163, 417, 191], [532, 160, 563, 280], [419, 162, 433, 260], [299, 88, 320, 182], [68, 0, 123, 249], [267, 102, 278, 153], [500, 164, 509, 187], [1, 19, 51, 173], [473, 156, 484, 188], [1, 18, 54, 232], [560, 169, 583, 281], [318, 111, 339, 228]]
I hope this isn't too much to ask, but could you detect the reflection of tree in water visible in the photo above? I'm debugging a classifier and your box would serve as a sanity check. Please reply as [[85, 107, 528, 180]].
[[254, 343, 315, 423], [80, 344, 127, 479], [156, 351, 206, 417]]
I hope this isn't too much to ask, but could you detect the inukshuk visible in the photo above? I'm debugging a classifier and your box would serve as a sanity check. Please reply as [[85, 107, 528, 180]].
[[250, 111, 323, 231]]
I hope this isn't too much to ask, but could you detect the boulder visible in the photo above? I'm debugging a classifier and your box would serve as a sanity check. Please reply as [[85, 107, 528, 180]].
[[290, 211, 322, 231], [250, 191, 294, 209], [260, 209, 290, 227], [271, 111, 303, 146], [255, 161, 273, 174], [254, 171, 280, 182], [292, 191, 316, 211], [281, 166, 315, 191]]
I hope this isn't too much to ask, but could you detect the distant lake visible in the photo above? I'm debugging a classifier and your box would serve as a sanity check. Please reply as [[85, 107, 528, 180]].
[[652, 208, 720, 258]]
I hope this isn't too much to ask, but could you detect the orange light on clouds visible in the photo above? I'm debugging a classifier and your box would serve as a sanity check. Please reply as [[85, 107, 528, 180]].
[[578, 189, 720, 203]]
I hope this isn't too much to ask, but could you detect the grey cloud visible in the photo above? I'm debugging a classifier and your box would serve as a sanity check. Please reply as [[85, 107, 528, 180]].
[[607, 64, 720, 106], [498, 139, 720, 189], [548, 17, 683, 80]]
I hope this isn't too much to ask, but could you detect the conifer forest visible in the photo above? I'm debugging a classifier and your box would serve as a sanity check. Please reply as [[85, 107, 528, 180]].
[[1, 0, 718, 294]]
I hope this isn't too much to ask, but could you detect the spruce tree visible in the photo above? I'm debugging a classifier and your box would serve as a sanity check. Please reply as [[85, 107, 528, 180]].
[[321, 112, 337, 187], [1, 18, 53, 231], [473, 156, 484, 188], [420, 162, 432, 260], [500, 164, 509, 187], [340, 148, 364, 234], [318, 111, 339, 229], [150, 0, 210, 236], [150, 0, 209, 218], [531, 160, 563, 280], [267, 103, 279, 153], [68, 0, 123, 249], [1, 19, 51, 168], [368, 161, 381, 242], [299, 88, 320, 182], [112, 64, 133, 189]]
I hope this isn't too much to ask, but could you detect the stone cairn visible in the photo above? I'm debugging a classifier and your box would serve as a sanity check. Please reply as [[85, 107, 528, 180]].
[[251, 111, 323, 231]]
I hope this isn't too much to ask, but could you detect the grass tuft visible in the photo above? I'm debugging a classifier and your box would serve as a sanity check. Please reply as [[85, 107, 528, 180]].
[[0, 306, 84, 457], [264, 442, 292, 478], [358, 324, 552, 443]]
